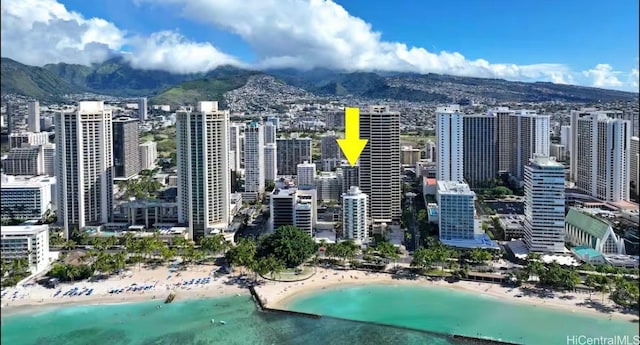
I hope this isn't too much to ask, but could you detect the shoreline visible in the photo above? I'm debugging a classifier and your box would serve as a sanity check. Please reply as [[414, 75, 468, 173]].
[[254, 267, 640, 322]]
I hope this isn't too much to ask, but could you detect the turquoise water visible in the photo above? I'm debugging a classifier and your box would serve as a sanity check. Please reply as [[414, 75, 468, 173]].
[[1, 295, 455, 345], [2, 286, 638, 345], [285, 285, 640, 345]]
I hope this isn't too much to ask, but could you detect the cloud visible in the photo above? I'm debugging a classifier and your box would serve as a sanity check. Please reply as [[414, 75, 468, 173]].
[[582, 64, 624, 88], [0, 0, 124, 66], [123, 31, 243, 74], [629, 68, 639, 89], [0, 0, 238, 72]]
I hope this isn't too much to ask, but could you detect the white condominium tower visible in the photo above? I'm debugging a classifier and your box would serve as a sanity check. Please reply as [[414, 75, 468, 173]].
[[575, 113, 631, 202], [523, 156, 566, 253], [359, 105, 401, 224], [342, 186, 369, 243], [27, 100, 40, 133], [264, 143, 277, 182], [243, 121, 265, 200], [55, 101, 114, 238], [436, 105, 464, 182], [176, 101, 230, 240]]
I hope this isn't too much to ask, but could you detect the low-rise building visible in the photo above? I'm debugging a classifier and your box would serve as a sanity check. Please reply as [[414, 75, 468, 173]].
[[1, 224, 50, 274], [1, 174, 56, 221], [565, 208, 626, 254]]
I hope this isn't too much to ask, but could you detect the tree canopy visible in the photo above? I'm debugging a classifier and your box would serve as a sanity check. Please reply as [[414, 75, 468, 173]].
[[257, 225, 318, 268]]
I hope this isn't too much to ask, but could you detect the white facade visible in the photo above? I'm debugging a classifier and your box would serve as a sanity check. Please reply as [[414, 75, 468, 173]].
[[176, 101, 230, 240], [1, 175, 56, 220], [244, 121, 265, 199], [342, 186, 368, 243], [316, 172, 341, 202], [297, 161, 316, 188], [139, 141, 158, 170], [560, 125, 571, 148], [437, 181, 476, 241], [576, 114, 631, 202], [1, 224, 50, 274], [523, 156, 566, 253], [9, 132, 49, 149], [28, 101, 40, 133], [436, 105, 464, 182], [264, 143, 277, 182], [55, 101, 113, 238], [228, 123, 242, 171], [269, 187, 317, 235]]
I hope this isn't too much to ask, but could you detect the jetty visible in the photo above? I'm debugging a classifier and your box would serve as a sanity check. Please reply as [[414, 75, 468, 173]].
[[164, 291, 176, 304]]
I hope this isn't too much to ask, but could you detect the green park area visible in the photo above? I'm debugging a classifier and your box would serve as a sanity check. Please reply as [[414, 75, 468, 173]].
[[141, 126, 176, 158]]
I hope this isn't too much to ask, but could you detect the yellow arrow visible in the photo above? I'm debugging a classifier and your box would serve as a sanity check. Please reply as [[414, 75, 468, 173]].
[[337, 107, 368, 167]]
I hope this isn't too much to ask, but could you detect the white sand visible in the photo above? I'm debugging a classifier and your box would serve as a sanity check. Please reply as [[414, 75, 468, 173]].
[[254, 267, 639, 322], [0, 263, 247, 315]]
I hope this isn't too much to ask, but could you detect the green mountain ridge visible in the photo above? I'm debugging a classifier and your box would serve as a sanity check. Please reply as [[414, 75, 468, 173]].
[[2, 57, 638, 105]]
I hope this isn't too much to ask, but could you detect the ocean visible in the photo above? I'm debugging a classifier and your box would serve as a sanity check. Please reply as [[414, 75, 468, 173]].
[[2, 285, 638, 345]]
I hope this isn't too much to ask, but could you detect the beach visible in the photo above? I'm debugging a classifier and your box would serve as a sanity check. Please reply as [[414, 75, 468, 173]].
[[1, 263, 247, 316], [254, 266, 640, 322]]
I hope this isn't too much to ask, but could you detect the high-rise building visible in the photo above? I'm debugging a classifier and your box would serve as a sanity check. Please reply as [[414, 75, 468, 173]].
[[424, 140, 436, 162], [570, 108, 600, 181], [139, 141, 158, 171], [338, 164, 359, 194], [264, 143, 277, 182], [264, 121, 276, 145], [42, 143, 55, 176], [576, 114, 631, 202], [138, 98, 148, 121], [631, 137, 639, 197], [176, 101, 230, 240], [436, 105, 464, 182], [437, 181, 476, 241], [112, 117, 140, 179], [316, 172, 341, 202], [509, 110, 550, 181], [490, 107, 515, 174], [55, 101, 114, 238], [1, 175, 55, 221], [243, 121, 264, 200], [560, 125, 571, 148], [523, 156, 566, 253], [549, 143, 567, 162], [27, 101, 40, 133], [6, 102, 16, 136], [359, 105, 401, 224], [320, 131, 342, 171], [297, 161, 316, 188], [463, 114, 496, 188], [326, 111, 345, 129], [401, 146, 421, 165], [270, 187, 317, 235], [342, 186, 368, 243], [228, 123, 242, 172], [276, 137, 312, 175]]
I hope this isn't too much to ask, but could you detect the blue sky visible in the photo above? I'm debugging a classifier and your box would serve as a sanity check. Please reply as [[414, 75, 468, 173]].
[[1, 0, 638, 90]]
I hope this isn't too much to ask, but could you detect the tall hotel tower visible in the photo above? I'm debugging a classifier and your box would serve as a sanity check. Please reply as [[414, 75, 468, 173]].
[[243, 121, 265, 200], [523, 156, 566, 253], [176, 101, 230, 240], [436, 105, 464, 182], [575, 113, 631, 201], [463, 114, 496, 188], [359, 106, 401, 224], [55, 101, 114, 238]]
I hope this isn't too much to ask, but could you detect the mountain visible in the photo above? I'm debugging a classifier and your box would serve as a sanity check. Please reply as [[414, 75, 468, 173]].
[[1, 58, 85, 100], [2, 57, 638, 104], [151, 66, 262, 107]]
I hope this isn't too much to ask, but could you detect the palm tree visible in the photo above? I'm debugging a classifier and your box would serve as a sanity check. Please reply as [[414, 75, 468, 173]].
[[62, 239, 77, 251]]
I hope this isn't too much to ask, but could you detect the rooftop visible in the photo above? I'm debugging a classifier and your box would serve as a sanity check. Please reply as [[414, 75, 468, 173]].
[[1, 224, 48, 235], [565, 208, 611, 239], [437, 180, 473, 194]]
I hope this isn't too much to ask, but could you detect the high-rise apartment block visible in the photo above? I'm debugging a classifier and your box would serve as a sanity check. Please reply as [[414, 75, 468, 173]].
[[42, 143, 55, 176], [523, 156, 566, 253], [112, 117, 140, 179], [575, 113, 631, 202], [320, 131, 341, 171], [436, 105, 464, 182], [55, 101, 114, 238], [228, 123, 242, 172], [243, 121, 265, 200], [297, 161, 316, 188], [264, 121, 276, 145], [338, 164, 359, 194], [138, 98, 148, 121], [276, 136, 312, 175], [9, 132, 49, 149], [359, 106, 401, 224], [463, 114, 496, 188], [342, 186, 368, 243], [631, 137, 639, 197], [264, 143, 277, 182], [176, 101, 230, 240], [27, 101, 40, 133], [270, 187, 317, 236], [139, 141, 158, 171], [2, 145, 45, 176]]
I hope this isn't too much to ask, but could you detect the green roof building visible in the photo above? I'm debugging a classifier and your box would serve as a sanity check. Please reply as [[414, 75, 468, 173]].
[[565, 208, 625, 255]]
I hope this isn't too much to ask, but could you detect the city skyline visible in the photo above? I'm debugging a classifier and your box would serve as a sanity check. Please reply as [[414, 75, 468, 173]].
[[0, 0, 637, 91]]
